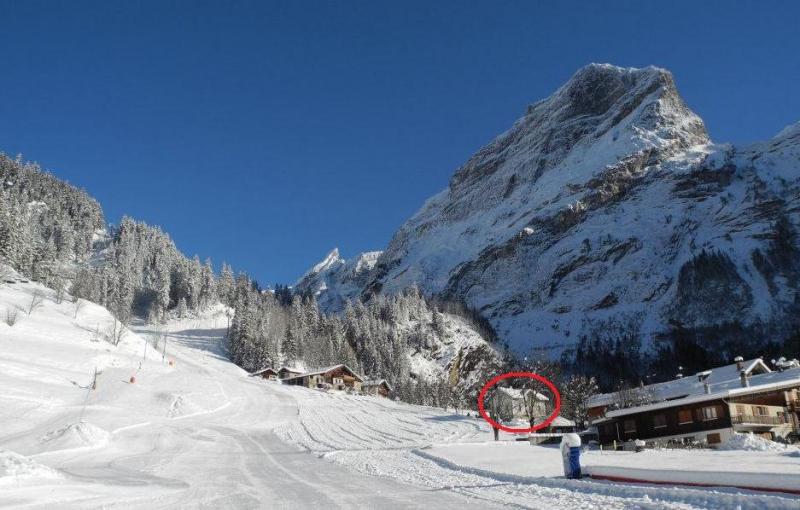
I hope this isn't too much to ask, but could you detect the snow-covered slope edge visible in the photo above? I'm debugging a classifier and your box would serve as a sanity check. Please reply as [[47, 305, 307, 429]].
[[0, 266, 167, 486]]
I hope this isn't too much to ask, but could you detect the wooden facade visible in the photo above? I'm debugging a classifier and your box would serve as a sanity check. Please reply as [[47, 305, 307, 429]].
[[597, 399, 733, 445], [252, 368, 279, 380], [596, 387, 799, 446], [362, 380, 392, 397], [278, 367, 302, 380]]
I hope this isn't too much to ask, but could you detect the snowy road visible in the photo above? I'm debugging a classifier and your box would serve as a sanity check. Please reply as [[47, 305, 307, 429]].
[[2, 282, 799, 509]]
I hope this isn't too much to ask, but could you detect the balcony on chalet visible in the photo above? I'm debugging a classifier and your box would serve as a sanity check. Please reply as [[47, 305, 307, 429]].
[[731, 414, 785, 426]]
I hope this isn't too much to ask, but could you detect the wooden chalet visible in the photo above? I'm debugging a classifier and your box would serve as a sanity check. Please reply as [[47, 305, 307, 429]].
[[277, 366, 303, 380], [362, 379, 392, 398], [282, 364, 364, 391], [587, 357, 800, 447], [251, 367, 278, 380]]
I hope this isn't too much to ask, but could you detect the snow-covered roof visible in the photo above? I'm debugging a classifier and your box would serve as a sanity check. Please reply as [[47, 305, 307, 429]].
[[250, 367, 277, 376], [602, 366, 800, 418], [362, 379, 392, 390], [550, 416, 575, 427], [587, 358, 772, 408], [283, 364, 364, 382]]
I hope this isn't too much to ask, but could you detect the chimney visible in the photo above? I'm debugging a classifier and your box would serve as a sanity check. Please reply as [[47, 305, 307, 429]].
[[704, 382, 711, 394], [734, 356, 744, 371], [740, 370, 750, 388]]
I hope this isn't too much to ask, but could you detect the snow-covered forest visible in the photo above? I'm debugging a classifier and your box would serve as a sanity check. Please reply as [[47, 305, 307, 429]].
[[0, 154, 103, 284], [226, 279, 505, 407]]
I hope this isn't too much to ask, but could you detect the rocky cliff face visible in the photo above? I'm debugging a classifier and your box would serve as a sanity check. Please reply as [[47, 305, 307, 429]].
[[302, 64, 800, 365]]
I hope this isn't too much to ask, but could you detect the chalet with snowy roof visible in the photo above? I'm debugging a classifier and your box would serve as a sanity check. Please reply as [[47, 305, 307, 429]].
[[277, 366, 303, 380], [587, 357, 800, 447], [362, 379, 392, 397], [251, 367, 278, 380], [282, 364, 364, 392]]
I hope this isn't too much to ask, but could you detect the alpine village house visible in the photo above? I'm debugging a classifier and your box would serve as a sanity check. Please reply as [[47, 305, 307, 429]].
[[587, 357, 800, 447], [251, 364, 383, 396]]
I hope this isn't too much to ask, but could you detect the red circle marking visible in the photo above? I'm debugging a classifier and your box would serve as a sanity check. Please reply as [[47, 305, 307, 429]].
[[477, 371, 562, 433]]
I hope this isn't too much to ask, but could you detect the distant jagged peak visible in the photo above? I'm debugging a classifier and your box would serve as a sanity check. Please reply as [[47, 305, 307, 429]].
[[295, 248, 383, 309], [775, 120, 800, 141], [307, 247, 345, 277], [304, 248, 382, 280]]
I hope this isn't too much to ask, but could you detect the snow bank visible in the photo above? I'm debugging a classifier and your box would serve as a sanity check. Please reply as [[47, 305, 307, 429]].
[[719, 433, 797, 452], [0, 450, 61, 484], [584, 447, 800, 495], [422, 440, 800, 497], [40, 421, 110, 452]]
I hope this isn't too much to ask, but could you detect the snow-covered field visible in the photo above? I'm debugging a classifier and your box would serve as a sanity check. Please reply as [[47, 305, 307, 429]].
[[2, 276, 800, 509]]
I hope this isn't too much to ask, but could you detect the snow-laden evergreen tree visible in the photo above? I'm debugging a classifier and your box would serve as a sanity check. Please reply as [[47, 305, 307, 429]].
[[218, 263, 235, 307]]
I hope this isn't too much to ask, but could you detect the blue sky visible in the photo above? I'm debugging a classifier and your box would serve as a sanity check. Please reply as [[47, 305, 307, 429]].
[[1, 1, 798, 285]]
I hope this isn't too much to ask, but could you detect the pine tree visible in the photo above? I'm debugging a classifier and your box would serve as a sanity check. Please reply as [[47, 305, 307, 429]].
[[201, 258, 216, 307], [177, 297, 188, 318], [219, 263, 235, 307]]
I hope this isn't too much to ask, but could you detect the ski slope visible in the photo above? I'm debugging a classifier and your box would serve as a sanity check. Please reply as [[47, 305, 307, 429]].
[[2, 277, 799, 509]]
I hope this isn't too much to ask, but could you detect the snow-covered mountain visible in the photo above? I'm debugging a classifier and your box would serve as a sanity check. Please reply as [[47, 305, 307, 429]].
[[295, 248, 382, 309], [303, 64, 800, 360]]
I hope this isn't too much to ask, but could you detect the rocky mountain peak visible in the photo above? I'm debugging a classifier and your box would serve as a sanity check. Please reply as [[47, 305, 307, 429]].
[[449, 64, 709, 194], [775, 121, 800, 142], [295, 248, 383, 308], [307, 247, 344, 276]]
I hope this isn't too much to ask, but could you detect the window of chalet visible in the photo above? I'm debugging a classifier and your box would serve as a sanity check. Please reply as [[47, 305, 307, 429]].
[[700, 406, 718, 421], [735, 405, 745, 416], [754, 406, 768, 416], [653, 414, 667, 429], [678, 409, 693, 425], [707, 433, 721, 444], [624, 419, 636, 433]]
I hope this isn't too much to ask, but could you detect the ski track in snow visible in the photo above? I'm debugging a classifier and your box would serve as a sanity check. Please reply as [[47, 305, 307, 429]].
[[1, 282, 798, 508]]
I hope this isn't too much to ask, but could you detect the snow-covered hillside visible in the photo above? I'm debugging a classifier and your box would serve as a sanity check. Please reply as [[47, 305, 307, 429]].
[[2, 275, 798, 509], [302, 64, 800, 360], [0, 275, 481, 507], [378, 300, 502, 399]]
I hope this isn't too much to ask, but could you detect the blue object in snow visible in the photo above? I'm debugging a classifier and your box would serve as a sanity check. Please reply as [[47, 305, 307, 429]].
[[568, 446, 581, 479]]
